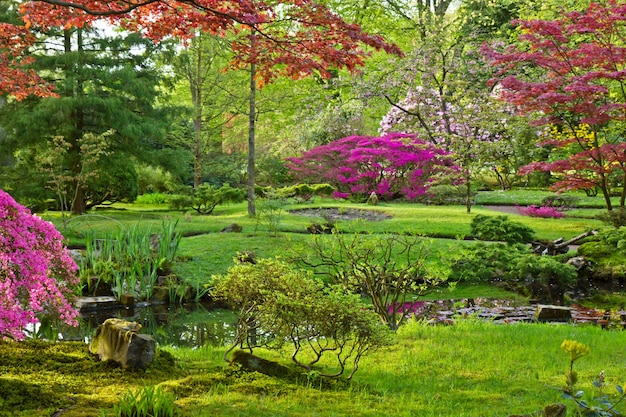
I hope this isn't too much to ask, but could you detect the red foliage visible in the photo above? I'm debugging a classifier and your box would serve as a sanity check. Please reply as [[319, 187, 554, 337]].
[[286, 132, 460, 201], [0, 22, 55, 99], [484, 1, 626, 126], [19, 0, 402, 86], [484, 0, 626, 208]]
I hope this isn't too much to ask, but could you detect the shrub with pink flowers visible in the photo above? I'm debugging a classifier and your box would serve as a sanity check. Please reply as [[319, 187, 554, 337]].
[[286, 133, 460, 201], [516, 204, 564, 219], [0, 189, 79, 340]]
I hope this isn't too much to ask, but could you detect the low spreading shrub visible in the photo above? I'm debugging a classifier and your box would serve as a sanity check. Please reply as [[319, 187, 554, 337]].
[[416, 184, 469, 205], [578, 227, 626, 279], [292, 231, 442, 330], [596, 207, 626, 228], [449, 242, 577, 304], [470, 214, 536, 244], [169, 183, 246, 215], [135, 193, 172, 205], [211, 258, 391, 379], [540, 194, 579, 209], [517, 205, 564, 219]]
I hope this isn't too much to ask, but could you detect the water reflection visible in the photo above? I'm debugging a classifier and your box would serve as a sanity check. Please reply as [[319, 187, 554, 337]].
[[60, 303, 238, 348]]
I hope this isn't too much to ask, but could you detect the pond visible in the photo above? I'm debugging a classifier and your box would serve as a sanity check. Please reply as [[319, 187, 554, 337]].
[[34, 297, 619, 348], [53, 302, 238, 348]]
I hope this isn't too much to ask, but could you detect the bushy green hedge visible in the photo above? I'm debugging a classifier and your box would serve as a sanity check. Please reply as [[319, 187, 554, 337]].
[[470, 214, 535, 244]]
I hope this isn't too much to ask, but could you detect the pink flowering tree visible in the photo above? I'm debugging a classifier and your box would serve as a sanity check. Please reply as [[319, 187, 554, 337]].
[[380, 85, 513, 212], [286, 133, 459, 201], [0, 189, 79, 340]]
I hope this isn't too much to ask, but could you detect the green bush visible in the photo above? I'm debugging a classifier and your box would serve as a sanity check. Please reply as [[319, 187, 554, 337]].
[[578, 227, 626, 278], [136, 193, 172, 205], [211, 258, 391, 379], [449, 243, 530, 283], [276, 183, 336, 202], [470, 214, 535, 244], [85, 156, 139, 207], [169, 183, 246, 214], [293, 232, 441, 330], [417, 184, 469, 205], [509, 254, 577, 304], [136, 165, 177, 194], [540, 194, 579, 209], [596, 207, 626, 228], [449, 243, 577, 304]]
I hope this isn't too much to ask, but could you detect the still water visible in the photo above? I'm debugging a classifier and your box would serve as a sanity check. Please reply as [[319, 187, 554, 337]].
[[55, 303, 238, 348]]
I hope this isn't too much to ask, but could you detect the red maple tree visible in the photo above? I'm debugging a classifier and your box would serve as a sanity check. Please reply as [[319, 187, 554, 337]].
[[484, 0, 626, 210], [0, 22, 54, 99], [18, 0, 401, 83]]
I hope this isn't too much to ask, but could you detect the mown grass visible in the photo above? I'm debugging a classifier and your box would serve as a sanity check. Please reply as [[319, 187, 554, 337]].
[[474, 188, 617, 208], [3, 321, 626, 416], [47, 197, 604, 284]]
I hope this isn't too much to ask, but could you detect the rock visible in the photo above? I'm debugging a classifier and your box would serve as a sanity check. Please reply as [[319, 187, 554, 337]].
[[566, 256, 587, 269], [236, 251, 257, 264], [507, 403, 566, 417], [230, 350, 293, 377], [221, 223, 242, 233], [535, 305, 572, 322], [75, 296, 120, 312], [89, 318, 155, 369], [120, 293, 135, 306], [544, 403, 566, 417]]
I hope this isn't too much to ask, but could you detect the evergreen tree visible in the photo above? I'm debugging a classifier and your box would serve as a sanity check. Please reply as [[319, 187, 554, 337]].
[[0, 23, 172, 213]]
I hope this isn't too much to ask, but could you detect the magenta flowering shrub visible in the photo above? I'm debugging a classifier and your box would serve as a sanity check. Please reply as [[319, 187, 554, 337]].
[[516, 205, 564, 219], [0, 189, 79, 340], [286, 133, 459, 201]]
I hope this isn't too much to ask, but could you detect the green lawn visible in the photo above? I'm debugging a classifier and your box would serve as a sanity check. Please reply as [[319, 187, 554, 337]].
[[42, 196, 605, 293]]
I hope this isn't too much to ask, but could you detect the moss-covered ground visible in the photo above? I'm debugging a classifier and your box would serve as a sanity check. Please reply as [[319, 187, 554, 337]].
[[3, 321, 626, 417]]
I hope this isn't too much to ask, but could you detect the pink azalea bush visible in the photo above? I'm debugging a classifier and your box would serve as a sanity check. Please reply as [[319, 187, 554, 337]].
[[0, 189, 79, 340], [286, 133, 459, 201], [516, 204, 564, 219]]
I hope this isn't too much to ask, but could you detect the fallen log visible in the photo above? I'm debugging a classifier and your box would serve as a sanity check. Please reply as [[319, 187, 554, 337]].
[[532, 230, 598, 255]]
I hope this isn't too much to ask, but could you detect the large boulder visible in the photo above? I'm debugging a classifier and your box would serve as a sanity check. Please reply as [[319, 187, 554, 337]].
[[89, 318, 155, 369], [535, 305, 572, 322]]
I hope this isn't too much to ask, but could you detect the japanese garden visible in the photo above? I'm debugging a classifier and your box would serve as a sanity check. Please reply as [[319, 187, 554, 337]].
[[4, 0, 626, 416]]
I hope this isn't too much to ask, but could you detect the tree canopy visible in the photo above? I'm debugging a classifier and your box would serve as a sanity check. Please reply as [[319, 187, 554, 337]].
[[485, 0, 626, 210]]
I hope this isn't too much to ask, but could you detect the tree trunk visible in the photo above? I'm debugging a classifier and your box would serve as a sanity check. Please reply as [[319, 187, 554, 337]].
[[465, 177, 472, 214], [192, 37, 204, 188], [600, 175, 613, 211], [247, 31, 257, 217], [619, 172, 626, 208], [68, 28, 87, 215]]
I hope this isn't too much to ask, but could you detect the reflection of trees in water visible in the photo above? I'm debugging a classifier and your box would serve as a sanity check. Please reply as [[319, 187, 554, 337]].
[[59, 303, 237, 348]]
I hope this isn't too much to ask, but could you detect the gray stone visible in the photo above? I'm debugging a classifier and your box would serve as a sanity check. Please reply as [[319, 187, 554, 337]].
[[535, 305, 572, 322], [75, 296, 120, 312], [90, 318, 155, 369], [508, 403, 566, 417], [221, 223, 243, 233]]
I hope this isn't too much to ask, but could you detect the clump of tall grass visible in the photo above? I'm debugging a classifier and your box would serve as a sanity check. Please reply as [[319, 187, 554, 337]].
[[107, 384, 179, 417], [79, 219, 182, 300]]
